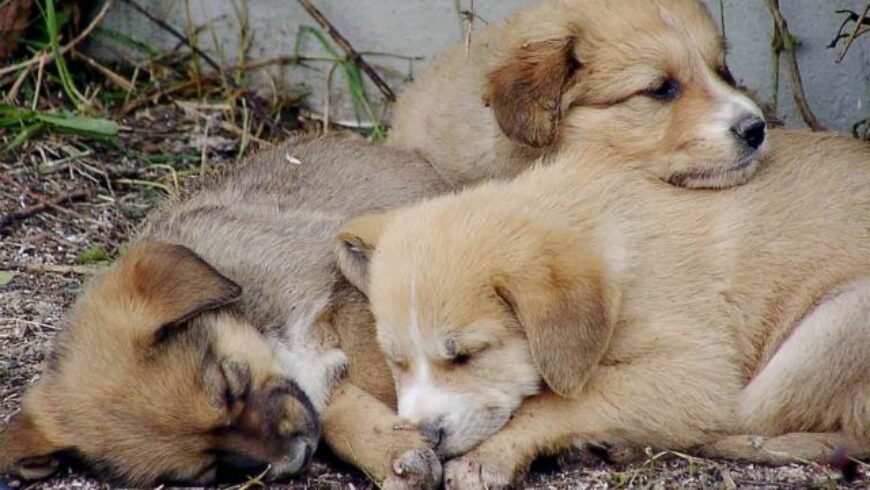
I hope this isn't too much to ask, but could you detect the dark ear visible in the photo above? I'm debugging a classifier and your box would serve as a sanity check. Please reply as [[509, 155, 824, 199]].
[[484, 37, 580, 148], [493, 238, 613, 397], [335, 212, 394, 295], [119, 241, 242, 344], [0, 408, 67, 481]]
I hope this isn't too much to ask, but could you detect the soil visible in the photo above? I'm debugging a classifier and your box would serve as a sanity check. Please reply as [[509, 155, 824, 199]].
[[0, 106, 866, 489]]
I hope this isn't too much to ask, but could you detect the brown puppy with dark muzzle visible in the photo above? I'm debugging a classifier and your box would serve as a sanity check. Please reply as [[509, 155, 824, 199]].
[[389, 0, 767, 189], [339, 130, 870, 489], [0, 134, 484, 488]]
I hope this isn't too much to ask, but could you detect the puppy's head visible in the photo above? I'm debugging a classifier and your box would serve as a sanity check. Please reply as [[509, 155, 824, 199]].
[[337, 207, 614, 457], [484, 0, 766, 188], [0, 242, 320, 486]]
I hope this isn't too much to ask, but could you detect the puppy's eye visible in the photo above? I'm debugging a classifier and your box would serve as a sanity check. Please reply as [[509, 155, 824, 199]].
[[645, 78, 681, 101], [717, 65, 736, 87], [451, 353, 471, 366]]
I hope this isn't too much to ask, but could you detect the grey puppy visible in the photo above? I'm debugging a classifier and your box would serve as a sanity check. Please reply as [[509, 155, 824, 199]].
[[1, 134, 479, 488]]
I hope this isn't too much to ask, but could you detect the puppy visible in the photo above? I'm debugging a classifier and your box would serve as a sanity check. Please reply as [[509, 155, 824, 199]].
[[0, 135, 470, 488], [389, 0, 767, 189], [338, 129, 870, 488]]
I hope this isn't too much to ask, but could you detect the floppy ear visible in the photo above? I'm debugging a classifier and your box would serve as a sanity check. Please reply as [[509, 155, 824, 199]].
[[117, 241, 242, 345], [0, 408, 68, 481], [335, 212, 394, 296], [493, 239, 613, 398], [484, 37, 580, 148]]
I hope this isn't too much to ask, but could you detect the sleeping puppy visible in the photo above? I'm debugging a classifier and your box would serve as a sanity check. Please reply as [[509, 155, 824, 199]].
[[338, 129, 870, 489], [0, 135, 471, 488], [389, 0, 767, 189]]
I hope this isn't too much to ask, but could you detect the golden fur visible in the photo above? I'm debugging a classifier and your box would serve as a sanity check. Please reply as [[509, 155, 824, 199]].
[[389, 0, 768, 189], [338, 129, 870, 487]]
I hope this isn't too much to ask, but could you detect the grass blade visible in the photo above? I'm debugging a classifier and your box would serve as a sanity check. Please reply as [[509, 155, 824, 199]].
[[4, 122, 45, 152], [34, 113, 119, 136]]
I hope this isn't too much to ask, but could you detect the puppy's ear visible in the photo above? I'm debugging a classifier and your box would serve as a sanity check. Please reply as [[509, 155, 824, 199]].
[[335, 211, 394, 295], [0, 406, 68, 481], [485, 37, 580, 148], [493, 236, 613, 397], [117, 241, 242, 344]]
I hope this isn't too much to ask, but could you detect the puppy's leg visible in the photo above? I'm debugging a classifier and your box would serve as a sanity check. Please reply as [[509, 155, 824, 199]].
[[699, 433, 870, 464], [444, 360, 735, 489], [738, 279, 870, 441], [322, 381, 441, 490]]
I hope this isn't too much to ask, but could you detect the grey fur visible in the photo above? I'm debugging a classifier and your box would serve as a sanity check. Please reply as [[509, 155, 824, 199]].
[[139, 133, 452, 344]]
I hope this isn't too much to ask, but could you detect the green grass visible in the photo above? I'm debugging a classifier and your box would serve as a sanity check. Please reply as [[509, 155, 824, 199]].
[[39, 0, 88, 109], [2, 0, 120, 151], [0, 104, 119, 152], [295, 25, 387, 141], [93, 26, 159, 58], [77, 246, 112, 264]]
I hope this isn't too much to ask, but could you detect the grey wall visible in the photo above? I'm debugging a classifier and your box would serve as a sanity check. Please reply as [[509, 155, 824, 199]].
[[88, 0, 870, 133]]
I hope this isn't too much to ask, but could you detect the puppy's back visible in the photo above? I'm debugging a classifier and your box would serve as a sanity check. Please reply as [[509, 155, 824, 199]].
[[140, 135, 453, 334]]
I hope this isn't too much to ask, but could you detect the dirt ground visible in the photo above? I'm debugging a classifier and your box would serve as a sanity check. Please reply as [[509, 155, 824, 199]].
[[1, 107, 867, 489]]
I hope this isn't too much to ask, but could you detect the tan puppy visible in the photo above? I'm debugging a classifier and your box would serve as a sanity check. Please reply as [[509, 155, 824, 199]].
[[389, 0, 767, 189], [338, 129, 870, 488], [0, 135, 467, 488]]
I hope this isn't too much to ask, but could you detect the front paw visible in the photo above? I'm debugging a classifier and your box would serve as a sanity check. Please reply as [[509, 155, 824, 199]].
[[382, 447, 442, 490], [444, 453, 512, 490]]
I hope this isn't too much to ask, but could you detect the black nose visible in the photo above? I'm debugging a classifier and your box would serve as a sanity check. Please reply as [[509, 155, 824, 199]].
[[731, 116, 766, 150], [419, 420, 445, 447], [215, 452, 270, 482]]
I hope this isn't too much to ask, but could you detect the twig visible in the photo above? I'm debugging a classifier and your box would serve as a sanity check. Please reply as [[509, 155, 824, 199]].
[[456, 0, 477, 57], [0, 0, 114, 79], [31, 56, 45, 110], [322, 62, 340, 135], [296, 0, 396, 102], [119, 0, 223, 74], [834, 4, 870, 63], [22, 263, 103, 276], [220, 120, 272, 147], [120, 55, 320, 114], [0, 317, 57, 331], [71, 49, 135, 91], [718, 0, 726, 61], [3, 177, 98, 226], [200, 115, 211, 177], [0, 186, 91, 232], [226, 464, 271, 490], [113, 178, 172, 193], [4, 65, 29, 102], [764, 0, 825, 131]]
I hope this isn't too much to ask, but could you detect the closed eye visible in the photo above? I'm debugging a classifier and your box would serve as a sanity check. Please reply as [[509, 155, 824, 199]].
[[388, 357, 409, 371], [220, 360, 251, 412]]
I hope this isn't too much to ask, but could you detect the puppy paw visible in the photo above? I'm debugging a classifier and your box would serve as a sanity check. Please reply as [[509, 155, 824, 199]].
[[382, 447, 442, 490], [444, 455, 511, 490]]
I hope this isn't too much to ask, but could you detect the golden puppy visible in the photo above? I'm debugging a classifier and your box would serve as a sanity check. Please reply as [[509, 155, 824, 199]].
[[389, 0, 767, 189], [0, 135, 463, 488], [338, 129, 870, 488]]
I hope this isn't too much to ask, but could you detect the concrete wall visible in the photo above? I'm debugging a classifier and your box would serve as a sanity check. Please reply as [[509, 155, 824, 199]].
[[88, 0, 870, 133]]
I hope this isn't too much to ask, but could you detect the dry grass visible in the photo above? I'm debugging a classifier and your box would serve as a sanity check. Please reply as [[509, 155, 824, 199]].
[[1, 1, 868, 489]]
